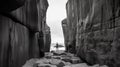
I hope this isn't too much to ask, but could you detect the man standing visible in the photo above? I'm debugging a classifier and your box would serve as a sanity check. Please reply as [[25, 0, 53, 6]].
[[56, 43, 59, 51]]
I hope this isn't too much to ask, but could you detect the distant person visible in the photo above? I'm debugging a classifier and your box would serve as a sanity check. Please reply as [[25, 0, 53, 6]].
[[56, 43, 59, 50]]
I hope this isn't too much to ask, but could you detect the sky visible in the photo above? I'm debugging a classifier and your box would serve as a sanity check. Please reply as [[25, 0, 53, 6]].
[[46, 0, 68, 44]]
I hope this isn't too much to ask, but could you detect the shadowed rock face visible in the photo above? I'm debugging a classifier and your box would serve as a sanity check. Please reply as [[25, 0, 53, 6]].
[[43, 24, 51, 52], [64, 0, 78, 53], [62, 0, 120, 66], [0, 0, 51, 67], [0, 0, 25, 12]]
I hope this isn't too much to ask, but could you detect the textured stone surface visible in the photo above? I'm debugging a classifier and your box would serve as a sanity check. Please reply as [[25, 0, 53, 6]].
[[62, 18, 69, 51], [65, 0, 78, 53], [62, 0, 120, 67], [0, 16, 30, 67], [23, 52, 108, 67], [0, 0, 50, 67], [56, 62, 66, 67], [44, 24, 51, 52]]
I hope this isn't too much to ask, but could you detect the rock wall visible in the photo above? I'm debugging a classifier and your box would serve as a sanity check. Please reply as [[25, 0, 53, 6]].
[[0, 0, 51, 67], [64, 0, 78, 53], [0, 0, 25, 12], [63, 0, 120, 67], [43, 24, 51, 52], [62, 18, 69, 51]]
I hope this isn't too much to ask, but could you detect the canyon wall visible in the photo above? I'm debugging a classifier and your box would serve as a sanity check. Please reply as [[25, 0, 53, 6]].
[[0, 0, 51, 67], [62, 18, 69, 51], [62, 0, 120, 67], [44, 24, 51, 52]]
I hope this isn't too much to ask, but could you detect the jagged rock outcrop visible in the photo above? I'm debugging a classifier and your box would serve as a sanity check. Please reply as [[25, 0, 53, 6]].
[[0, 0, 51, 67], [62, 0, 120, 67]]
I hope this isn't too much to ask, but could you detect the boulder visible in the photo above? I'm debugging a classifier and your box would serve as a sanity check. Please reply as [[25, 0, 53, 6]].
[[49, 59, 62, 65], [70, 57, 82, 64], [56, 62, 66, 67]]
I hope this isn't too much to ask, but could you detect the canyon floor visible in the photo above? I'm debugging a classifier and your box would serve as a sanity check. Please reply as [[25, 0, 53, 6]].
[[22, 50, 108, 67]]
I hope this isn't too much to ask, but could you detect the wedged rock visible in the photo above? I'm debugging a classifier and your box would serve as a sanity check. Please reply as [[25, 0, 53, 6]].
[[56, 62, 66, 67], [49, 59, 62, 65], [70, 57, 82, 64]]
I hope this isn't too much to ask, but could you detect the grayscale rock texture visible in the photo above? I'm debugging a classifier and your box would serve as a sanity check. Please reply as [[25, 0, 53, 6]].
[[62, 0, 120, 67], [0, 0, 51, 67]]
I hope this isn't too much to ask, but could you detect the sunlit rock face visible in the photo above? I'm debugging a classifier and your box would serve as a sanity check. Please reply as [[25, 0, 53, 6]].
[[63, 0, 120, 66], [0, 0, 50, 67], [62, 18, 69, 51]]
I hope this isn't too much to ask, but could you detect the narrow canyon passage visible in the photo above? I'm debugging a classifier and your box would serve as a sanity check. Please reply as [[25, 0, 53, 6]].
[[0, 0, 120, 67]]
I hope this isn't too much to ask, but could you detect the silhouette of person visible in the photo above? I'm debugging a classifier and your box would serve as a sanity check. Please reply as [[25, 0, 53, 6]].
[[56, 43, 59, 50]]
